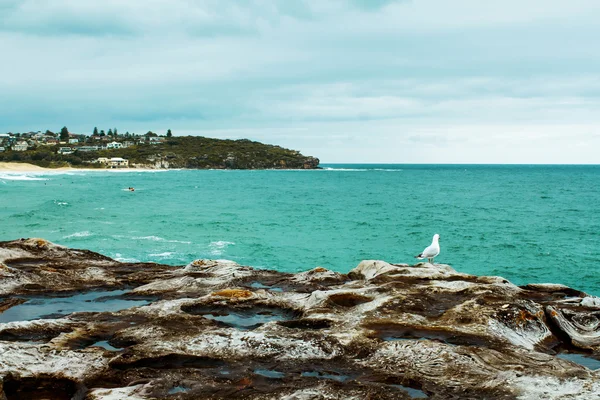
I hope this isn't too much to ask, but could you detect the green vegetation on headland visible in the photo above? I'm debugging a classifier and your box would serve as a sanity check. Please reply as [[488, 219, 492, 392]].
[[0, 128, 320, 169]]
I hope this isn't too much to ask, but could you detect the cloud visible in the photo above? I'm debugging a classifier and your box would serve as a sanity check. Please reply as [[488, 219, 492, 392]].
[[0, 0, 599, 163]]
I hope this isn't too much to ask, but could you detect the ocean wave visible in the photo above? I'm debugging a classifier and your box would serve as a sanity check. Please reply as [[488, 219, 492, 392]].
[[0, 173, 49, 181], [130, 235, 192, 244], [148, 252, 175, 257], [322, 168, 402, 172], [113, 253, 140, 263], [63, 231, 92, 239], [209, 240, 235, 256]]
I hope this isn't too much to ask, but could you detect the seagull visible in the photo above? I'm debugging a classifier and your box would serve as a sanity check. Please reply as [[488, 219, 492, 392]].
[[415, 234, 440, 264]]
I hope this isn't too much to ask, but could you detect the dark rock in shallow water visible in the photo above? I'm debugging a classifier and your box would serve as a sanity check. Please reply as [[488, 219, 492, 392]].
[[1, 239, 600, 399]]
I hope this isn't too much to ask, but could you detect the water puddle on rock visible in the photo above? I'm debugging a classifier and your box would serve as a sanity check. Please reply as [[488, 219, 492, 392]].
[[249, 282, 283, 292], [254, 369, 285, 379], [0, 290, 152, 323], [168, 386, 189, 395], [91, 340, 122, 352], [389, 384, 429, 398], [301, 371, 351, 382], [557, 353, 600, 370], [182, 304, 295, 330]]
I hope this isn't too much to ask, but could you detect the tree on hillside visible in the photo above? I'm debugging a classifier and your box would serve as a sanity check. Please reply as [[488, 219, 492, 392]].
[[45, 130, 55, 137], [167, 129, 172, 138], [114, 128, 118, 137], [93, 127, 99, 136], [108, 129, 113, 137], [60, 126, 69, 141], [100, 130, 105, 137], [145, 131, 157, 137]]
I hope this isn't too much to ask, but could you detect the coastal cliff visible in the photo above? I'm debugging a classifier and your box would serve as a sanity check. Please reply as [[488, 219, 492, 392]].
[[1, 239, 599, 399]]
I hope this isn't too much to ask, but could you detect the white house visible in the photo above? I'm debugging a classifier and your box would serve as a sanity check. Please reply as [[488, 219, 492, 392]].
[[12, 141, 28, 151], [68, 138, 79, 144], [106, 141, 123, 149], [0, 147, 5, 152], [58, 147, 73, 155], [108, 157, 128, 168], [96, 157, 129, 168]]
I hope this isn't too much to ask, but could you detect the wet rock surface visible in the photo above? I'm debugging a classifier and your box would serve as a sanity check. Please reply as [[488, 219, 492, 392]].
[[1, 239, 600, 399]]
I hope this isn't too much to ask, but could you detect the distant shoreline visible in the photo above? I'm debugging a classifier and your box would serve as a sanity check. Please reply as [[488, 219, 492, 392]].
[[0, 162, 154, 173], [0, 162, 320, 173]]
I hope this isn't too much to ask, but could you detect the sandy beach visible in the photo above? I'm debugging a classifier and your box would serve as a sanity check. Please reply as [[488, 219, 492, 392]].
[[0, 162, 78, 172]]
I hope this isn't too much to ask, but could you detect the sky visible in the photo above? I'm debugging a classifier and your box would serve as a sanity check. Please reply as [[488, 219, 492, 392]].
[[1, 0, 600, 163]]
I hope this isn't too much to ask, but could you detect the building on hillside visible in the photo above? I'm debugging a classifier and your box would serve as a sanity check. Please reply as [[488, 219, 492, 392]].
[[95, 157, 128, 168], [68, 138, 79, 144], [122, 141, 134, 148], [12, 141, 28, 151], [58, 147, 74, 155], [0, 147, 5, 152], [106, 141, 123, 149], [108, 157, 128, 168], [76, 146, 100, 152]]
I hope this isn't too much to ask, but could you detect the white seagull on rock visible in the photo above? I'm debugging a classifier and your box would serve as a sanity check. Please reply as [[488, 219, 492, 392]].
[[415, 234, 440, 264]]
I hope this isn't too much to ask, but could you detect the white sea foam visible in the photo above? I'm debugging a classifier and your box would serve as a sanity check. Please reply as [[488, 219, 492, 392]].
[[0, 173, 49, 181], [209, 241, 235, 256], [322, 168, 366, 172], [63, 231, 92, 239], [148, 252, 175, 257], [131, 235, 191, 244], [113, 253, 140, 263], [322, 167, 402, 172]]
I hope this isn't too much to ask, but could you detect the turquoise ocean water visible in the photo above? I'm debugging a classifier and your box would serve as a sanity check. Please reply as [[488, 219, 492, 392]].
[[1, 165, 599, 295]]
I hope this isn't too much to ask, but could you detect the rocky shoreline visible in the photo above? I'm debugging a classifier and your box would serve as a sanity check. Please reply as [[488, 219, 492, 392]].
[[1, 239, 599, 399]]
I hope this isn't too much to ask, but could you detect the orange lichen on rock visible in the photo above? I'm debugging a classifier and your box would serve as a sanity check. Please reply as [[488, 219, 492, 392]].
[[24, 238, 50, 248], [211, 289, 253, 299], [191, 260, 208, 267]]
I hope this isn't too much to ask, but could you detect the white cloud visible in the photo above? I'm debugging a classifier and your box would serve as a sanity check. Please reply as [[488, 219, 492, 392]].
[[0, 0, 599, 163]]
